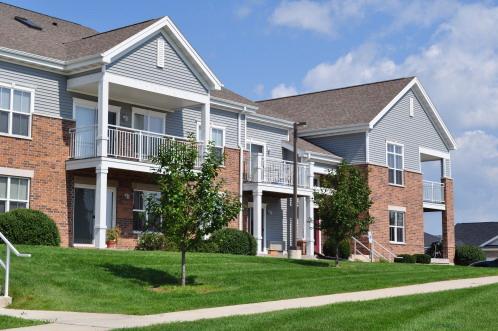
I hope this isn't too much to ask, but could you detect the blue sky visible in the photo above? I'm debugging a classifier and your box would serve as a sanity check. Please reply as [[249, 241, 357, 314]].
[[9, 0, 498, 234]]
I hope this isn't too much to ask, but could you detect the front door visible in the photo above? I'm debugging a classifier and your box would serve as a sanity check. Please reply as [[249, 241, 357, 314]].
[[249, 143, 264, 180], [73, 187, 115, 245]]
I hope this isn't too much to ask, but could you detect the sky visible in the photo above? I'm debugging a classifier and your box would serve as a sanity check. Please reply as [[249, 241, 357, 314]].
[[8, 0, 498, 234]]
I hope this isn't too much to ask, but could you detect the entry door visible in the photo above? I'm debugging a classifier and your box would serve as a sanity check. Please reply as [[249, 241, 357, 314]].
[[249, 143, 264, 180], [73, 187, 115, 244], [74, 104, 96, 158]]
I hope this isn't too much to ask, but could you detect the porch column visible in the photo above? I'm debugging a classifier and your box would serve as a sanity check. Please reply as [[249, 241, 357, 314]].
[[94, 163, 108, 249], [299, 197, 306, 250], [201, 102, 210, 144], [96, 70, 109, 157], [306, 196, 315, 256], [442, 178, 455, 262], [253, 189, 263, 253]]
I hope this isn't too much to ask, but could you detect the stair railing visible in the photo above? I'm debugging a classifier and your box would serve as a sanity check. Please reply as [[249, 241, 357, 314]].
[[0, 232, 31, 298]]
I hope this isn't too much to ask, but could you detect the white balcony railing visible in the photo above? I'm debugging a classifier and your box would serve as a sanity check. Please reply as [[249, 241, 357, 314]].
[[243, 154, 311, 188], [423, 180, 445, 204], [69, 125, 203, 166]]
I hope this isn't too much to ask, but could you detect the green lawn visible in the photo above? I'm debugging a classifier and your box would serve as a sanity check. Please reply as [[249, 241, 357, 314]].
[[117, 283, 498, 331], [0, 315, 45, 329], [3, 245, 498, 315]]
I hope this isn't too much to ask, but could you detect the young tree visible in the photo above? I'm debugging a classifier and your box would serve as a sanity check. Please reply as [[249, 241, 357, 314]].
[[314, 161, 374, 266], [147, 136, 241, 286]]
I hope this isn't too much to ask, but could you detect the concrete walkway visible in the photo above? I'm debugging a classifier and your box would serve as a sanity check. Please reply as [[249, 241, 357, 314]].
[[3, 276, 498, 331]]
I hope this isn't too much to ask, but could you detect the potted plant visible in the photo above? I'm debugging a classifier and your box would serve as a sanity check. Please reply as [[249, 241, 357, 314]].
[[106, 227, 121, 248]]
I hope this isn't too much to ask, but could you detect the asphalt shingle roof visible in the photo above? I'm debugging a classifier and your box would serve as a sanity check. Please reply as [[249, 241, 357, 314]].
[[424, 233, 441, 248], [211, 87, 258, 107], [256, 77, 414, 131], [455, 222, 498, 247]]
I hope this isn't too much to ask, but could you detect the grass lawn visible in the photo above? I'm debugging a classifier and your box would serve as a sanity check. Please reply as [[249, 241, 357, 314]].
[[0, 315, 45, 329], [2, 245, 498, 315], [116, 283, 498, 331]]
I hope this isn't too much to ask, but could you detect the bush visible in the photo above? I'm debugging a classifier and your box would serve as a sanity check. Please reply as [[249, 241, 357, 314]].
[[322, 238, 351, 259], [190, 240, 219, 253], [210, 228, 257, 256], [394, 254, 416, 263], [414, 253, 431, 264], [455, 245, 485, 266], [136, 232, 177, 251], [0, 209, 60, 246]]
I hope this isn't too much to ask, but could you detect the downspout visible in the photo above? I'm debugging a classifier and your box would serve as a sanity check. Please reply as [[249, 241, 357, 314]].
[[238, 109, 245, 230]]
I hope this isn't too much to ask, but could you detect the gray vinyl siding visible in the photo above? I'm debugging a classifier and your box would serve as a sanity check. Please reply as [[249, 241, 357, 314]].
[[0, 61, 72, 119], [107, 33, 207, 95], [307, 133, 366, 164], [369, 90, 449, 172], [264, 196, 288, 248], [246, 122, 289, 159], [165, 107, 201, 138], [444, 158, 452, 178], [211, 108, 239, 149]]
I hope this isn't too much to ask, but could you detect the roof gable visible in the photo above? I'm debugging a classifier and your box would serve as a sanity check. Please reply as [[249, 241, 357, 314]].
[[455, 222, 498, 247]]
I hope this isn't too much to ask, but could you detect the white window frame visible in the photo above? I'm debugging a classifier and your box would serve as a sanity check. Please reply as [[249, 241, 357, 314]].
[[108, 105, 121, 127], [73, 183, 117, 230], [386, 141, 404, 186], [132, 190, 161, 233], [389, 208, 405, 244], [0, 82, 35, 139], [131, 107, 166, 134], [0, 176, 30, 213], [211, 125, 225, 164]]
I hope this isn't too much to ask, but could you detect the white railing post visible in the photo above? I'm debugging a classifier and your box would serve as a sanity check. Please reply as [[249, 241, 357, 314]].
[[256, 154, 263, 182], [138, 131, 143, 161], [4, 246, 10, 298]]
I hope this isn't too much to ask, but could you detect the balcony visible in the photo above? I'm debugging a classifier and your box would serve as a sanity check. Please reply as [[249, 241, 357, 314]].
[[423, 180, 445, 209], [243, 154, 311, 189], [69, 125, 203, 167]]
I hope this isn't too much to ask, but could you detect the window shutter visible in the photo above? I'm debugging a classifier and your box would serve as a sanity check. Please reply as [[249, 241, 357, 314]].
[[157, 38, 165, 68]]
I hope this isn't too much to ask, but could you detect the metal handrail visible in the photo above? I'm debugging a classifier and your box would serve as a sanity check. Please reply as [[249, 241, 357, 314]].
[[372, 239, 398, 260], [0, 232, 30, 298], [351, 236, 391, 262], [423, 180, 445, 204]]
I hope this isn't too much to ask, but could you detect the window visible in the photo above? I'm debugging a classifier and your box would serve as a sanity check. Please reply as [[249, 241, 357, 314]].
[[389, 210, 405, 243], [387, 143, 403, 185], [132, 191, 161, 232], [0, 85, 33, 138], [0, 176, 29, 213], [211, 127, 225, 164], [132, 108, 165, 134]]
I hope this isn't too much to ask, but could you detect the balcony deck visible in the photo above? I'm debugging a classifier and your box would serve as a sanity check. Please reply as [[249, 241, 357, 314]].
[[423, 180, 445, 210]]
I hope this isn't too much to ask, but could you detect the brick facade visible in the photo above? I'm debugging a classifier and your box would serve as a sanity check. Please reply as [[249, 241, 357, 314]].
[[218, 147, 243, 229], [0, 114, 74, 246], [442, 178, 455, 262], [366, 164, 425, 255]]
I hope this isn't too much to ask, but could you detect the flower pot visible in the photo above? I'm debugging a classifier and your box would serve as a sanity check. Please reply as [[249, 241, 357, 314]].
[[106, 240, 117, 248]]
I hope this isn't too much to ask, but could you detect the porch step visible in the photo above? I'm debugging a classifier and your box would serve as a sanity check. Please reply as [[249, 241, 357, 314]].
[[349, 254, 371, 262], [431, 258, 451, 265], [0, 296, 12, 308]]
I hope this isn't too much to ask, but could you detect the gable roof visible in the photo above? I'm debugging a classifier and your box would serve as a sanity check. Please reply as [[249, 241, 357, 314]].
[[257, 77, 413, 131], [211, 87, 257, 107], [455, 222, 498, 247], [282, 134, 341, 162]]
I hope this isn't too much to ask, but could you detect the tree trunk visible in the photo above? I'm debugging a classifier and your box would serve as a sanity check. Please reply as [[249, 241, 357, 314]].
[[335, 245, 340, 267], [181, 249, 187, 286]]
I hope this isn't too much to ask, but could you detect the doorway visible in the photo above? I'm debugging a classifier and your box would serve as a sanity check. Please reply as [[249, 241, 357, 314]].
[[73, 185, 116, 245], [248, 202, 267, 252]]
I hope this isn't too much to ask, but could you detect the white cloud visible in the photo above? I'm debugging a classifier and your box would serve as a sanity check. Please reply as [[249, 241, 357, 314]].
[[271, 83, 298, 98], [253, 83, 265, 97], [270, 1, 334, 34]]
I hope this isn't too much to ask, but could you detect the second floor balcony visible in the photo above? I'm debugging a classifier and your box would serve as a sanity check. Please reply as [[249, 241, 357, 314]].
[[423, 180, 445, 205], [69, 125, 204, 167]]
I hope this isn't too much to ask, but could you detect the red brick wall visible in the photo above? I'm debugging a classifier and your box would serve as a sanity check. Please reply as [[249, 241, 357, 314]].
[[0, 115, 74, 246], [218, 147, 242, 229], [442, 178, 455, 262], [366, 164, 425, 255]]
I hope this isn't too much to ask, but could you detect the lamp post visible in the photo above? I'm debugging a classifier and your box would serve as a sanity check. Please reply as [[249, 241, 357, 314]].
[[289, 121, 306, 259]]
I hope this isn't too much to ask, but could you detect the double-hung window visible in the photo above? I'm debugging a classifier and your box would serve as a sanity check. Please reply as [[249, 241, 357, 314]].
[[211, 127, 225, 164], [0, 176, 29, 213], [132, 190, 161, 232], [389, 210, 405, 243], [387, 143, 403, 185], [0, 86, 33, 137]]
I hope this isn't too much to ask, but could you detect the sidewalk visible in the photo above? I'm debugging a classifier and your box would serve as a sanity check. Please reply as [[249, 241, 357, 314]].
[[4, 276, 498, 331]]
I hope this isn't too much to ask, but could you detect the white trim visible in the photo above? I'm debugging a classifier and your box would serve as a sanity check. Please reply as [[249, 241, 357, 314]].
[[386, 141, 404, 185], [369, 78, 456, 150], [67, 72, 102, 91], [365, 131, 370, 163], [107, 73, 209, 104], [248, 202, 268, 253], [423, 202, 446, 211], [0, 167, 34, 178], [156, 38, 165, 68], [388, 205, 406, 212], [0, 82, 35, 139], [281, 141, 342, 164], [210, 125, 226, 147], [210, 97, 258, 113], [419, 147, 450, 160], [108, 105, 121, 126], [299, 123, 369, 138], [101, 17, 222, 90], [246, 113, 294, 129], [0, 175, 30, 212], [131, 107, 166, 133], [389, 209, 405, 244], [409, 97, 414, 117], [480, 235, 498, 248]]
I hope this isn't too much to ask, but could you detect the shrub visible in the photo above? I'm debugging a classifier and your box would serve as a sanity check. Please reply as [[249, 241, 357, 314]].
[[414, 253, 431, 264], [0, 209, 60, 246], [106, 227, 121, 242], [455, 245, 485, 266], [190, 240, 219, 253], [210, 228, 257, 256], [322, 238, 351, 259], [136, 232, 177, 251], [394, 254, 416, 263]]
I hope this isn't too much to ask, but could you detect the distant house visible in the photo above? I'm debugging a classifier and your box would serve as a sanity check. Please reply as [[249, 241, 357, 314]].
[[455, 222, 498, 261], [424, 232, 441, 250]]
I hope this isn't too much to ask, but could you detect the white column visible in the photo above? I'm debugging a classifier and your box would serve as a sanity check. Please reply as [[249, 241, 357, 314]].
[[253, 189, 263, 253], [306, 196, 315, 256], [96, 70, 109, 157], [201, 102, 210, 144], [299, 197, 306, 241], [94, 163, 108, 249]]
